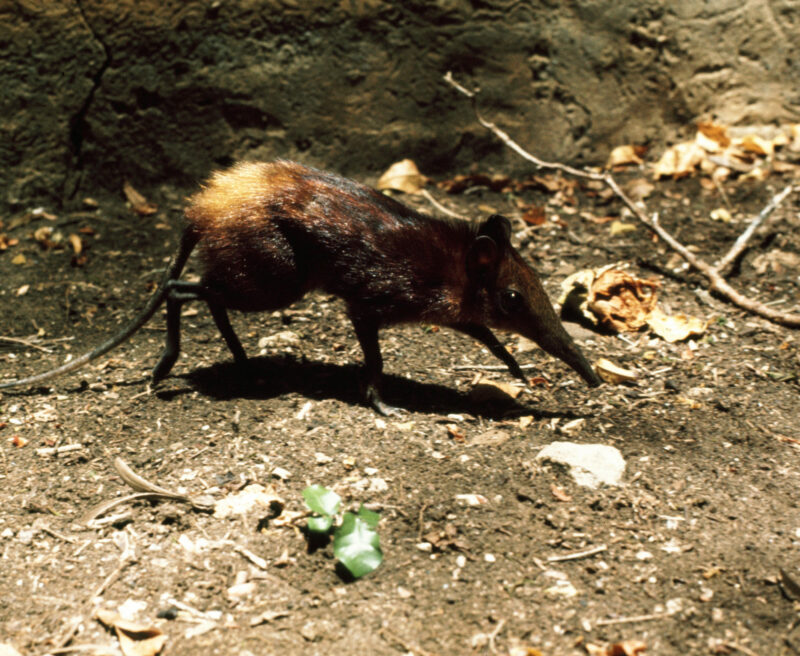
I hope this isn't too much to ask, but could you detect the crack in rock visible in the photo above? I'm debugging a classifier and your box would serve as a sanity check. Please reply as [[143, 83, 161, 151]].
[[66, 0, 111, 198]]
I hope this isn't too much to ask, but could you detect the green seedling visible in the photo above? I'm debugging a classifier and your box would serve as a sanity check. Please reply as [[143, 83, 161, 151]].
[[303, 484, 341, 533], [302, 485, 383, 578]]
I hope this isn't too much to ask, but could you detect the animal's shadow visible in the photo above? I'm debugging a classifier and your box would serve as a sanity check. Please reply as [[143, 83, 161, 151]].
[[157, 355, 582, 420]]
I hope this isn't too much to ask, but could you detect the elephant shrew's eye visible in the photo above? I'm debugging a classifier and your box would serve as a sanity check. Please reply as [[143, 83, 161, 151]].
[[499, 288, 524, 315]]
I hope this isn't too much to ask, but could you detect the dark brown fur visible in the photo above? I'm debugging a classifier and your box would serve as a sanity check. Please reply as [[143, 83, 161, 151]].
[[1, 160, 600, 413]]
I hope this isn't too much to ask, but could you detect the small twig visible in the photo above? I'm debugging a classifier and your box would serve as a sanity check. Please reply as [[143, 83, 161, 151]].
[[715, 184, 793, 273], [231, 543, 269, 570], [81, 457, 215, 524], [547, 544, 607, 562], [595, 611, 674, 626], [0, 335, 53, 353], [417, 501, 429, 543], [40, 525, 78, 544], [36, 443, 84, 458], [50, 644, 121, 655], [712, 640, 761, 656], [488, 619, 505, 655], [420, 189, 468, 220], [444, 72, 800, 328]]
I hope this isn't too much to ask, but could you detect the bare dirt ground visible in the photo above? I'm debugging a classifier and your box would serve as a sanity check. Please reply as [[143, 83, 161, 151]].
[[1, 167, 799, 656]]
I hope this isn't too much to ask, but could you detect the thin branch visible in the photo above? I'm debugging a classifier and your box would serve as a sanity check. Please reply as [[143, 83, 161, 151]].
[[444, 72, 800, 328], [0, 335, 53, 353], [715, 184, 793, 272], [547, 544, 608, 562], [420, 189, 468, 220], [595, 611, 674, 627]]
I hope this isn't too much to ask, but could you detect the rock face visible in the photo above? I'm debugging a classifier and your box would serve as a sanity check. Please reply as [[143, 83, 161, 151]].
[[2, 0, 798, 210]]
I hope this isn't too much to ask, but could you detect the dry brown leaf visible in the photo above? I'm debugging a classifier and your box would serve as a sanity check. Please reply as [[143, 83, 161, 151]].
[[609, 640, 648, 656], [596, 358, 638, 384], [709, 208, 732, 222], [559, 269, 598, 324], [550, 483, 572, 502], [609, 220, 636, 235], [790, 124, 800, 151], [445, 423, 466, 442], [735, 133, 773, 157], [646, 307, 707, 342], [606, 144, 643, 168], [95, 609, 167, 656], [653, 141, 706, 179], [521, 205, 546, 225], [68, 233, 83, 255], [11, 253, 26, 265], [772, 160, 800, 176], [696, 121, 731, 150], [469, 381, 521, 404], [588, 269, 659, 332], [376, 159, 426, 194], [740, 165, 770, 182], [123, 181, 158, 215]]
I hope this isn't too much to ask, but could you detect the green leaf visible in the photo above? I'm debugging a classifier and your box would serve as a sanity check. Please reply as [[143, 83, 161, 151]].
[[334, 511, 383, 578], [302, 485, 341, 517], [356, 504, 380, 529], [307, 514, 334, 534]]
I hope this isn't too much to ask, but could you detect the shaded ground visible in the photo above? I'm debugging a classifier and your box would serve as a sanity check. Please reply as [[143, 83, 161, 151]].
[[1, 168, 799, 656]]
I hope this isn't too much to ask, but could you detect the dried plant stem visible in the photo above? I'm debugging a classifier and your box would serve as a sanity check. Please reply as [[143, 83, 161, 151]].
[[444, 72, 800, 328], [715, 184, 793, 273]]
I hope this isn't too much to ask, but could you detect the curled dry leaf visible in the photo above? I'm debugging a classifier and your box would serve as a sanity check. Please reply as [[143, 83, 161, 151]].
[[68, 233, 83, 255], [791, 123, 800, 151], [735, 133, 773, 157], [123, 181, 158, 215], [653, 141, 706, 179], [95, 609, 167, 656], [646, 307, 707, 343], [709, 208, 732, 222], [609, 220, 636, 236], [586, 640, 647, 656], [550, 483, 572, 502], [606, 144, 643, 168], [521, 205, 546, 225], [696, 121, 731, 150], [589, 269, 659, 332], [376, 159, 426, 194], [596, 358, 638, 384], [469, 381, 522, 404], [560, 267, 660, 332]]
